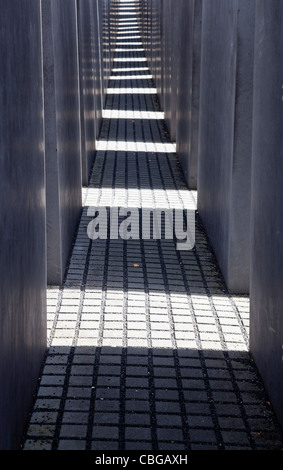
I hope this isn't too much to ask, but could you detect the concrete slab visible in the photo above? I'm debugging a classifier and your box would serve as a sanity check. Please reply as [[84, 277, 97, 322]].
[[176, 0, 202, 190], [162, 0, 173, 139], [77, 0, 102, 186], [250, 0, 283, 430], [197, 0, 255, 294], [42, 0, 83, 286], [152, 0, 163, 103], [0, 0, 46, 450]]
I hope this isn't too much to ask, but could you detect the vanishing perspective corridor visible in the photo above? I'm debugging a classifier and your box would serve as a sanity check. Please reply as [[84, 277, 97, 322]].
[[21, 0, 283, 451]]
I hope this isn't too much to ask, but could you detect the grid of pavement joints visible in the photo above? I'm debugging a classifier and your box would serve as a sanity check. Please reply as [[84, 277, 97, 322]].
[[22, 1, 283, 451]]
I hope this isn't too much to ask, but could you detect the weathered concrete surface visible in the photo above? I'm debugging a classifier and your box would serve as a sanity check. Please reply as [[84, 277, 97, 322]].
[[176, 0, 202, 190], [175, 0, 195, 185], [162, 0, 173, 139], [152, 0, 163, 103], [141, 0, 201, 161], [169, 0, 179, 143], [250, 0, 283, 430], [151, 0, 162, 95], [42, 0, 82, 286], [77, 0, 103, 186], [157, 0, 165, 109], [141, 0, 163, 108], [0, 0, 46, 450], [143, 0, 152, 72], [99, 0, 115, 103], [94, 0, 104, 134], [198, 0, 255, 294]]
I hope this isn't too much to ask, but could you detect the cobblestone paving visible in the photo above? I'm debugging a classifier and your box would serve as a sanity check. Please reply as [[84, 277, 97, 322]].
[[22, 0, 283, 451]]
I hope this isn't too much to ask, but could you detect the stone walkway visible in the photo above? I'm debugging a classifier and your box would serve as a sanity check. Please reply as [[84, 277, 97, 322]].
[[22, 0, 283, 451]]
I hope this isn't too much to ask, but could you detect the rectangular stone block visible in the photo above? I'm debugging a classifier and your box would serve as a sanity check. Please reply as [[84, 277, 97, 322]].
[[0, 0, 46, 450], [250, 0, 283, 430], [197, 0, 255, 294], [144, 0, 152, 69], [151, 0, 162, 95], [176, 0, 202, 190], [77, 0, 103, 186], [140, 0, 161, 101], [162, 0, 173, 138], [42, 0, 83, 285], [99, 0, 114, 98]]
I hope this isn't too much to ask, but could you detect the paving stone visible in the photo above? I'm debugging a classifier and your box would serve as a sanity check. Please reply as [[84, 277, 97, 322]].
[[30, 412, 58, 424], [125, 426, 152, 441], [62, 412, 89, 424], [91, 440, 119, 450], [60, 424, 87, 439], [58, 440, 86, 450], [27, 424, 56, 438], [34, 398, 61, 411], [93, 412, 120, 424], [23, 439, 53, 450], [92, 425, 119, 440], [156, 414, 183, 427], [156, 427, 184, 442], [125, 412, 151, 426]]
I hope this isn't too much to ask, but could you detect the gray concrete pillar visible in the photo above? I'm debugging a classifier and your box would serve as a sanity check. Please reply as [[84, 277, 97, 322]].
[[151, 0, 162, 89], [162, 0, 172, 134], [156, 0, 163, 105], [250, 0, 283, 430], [0, 0, 46, 450], [97, 0, 106, 108], [169, 0, 179, 143], [198, 0, 255, 294], [158, 0, 165, 110], [144, 0, 152, 69], [100, 0, 111, 94], [42, 0, 83, 286], [77, 0, 103, 186], [176, 0, 202, 190]]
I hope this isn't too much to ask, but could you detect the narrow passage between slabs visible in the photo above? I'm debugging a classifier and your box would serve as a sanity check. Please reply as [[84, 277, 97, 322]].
[[22, 0, 283, 452]]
